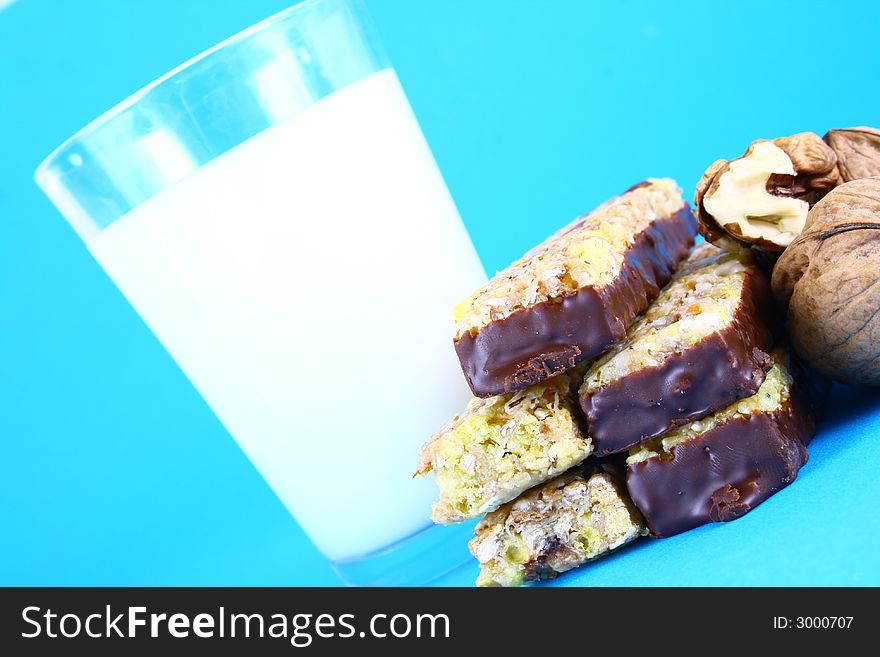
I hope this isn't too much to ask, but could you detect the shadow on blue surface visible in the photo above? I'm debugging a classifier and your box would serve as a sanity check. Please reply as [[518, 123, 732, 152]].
[[819, 384, 880, 433]]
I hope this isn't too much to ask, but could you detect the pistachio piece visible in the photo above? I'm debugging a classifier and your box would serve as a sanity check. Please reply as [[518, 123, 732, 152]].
[[824, 126, 880, 182], [695, 133, 840, 252], [771, 177, 880, 385]]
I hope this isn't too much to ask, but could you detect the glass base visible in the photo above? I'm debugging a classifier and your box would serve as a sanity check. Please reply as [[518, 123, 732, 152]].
[[331, 520, 478, 586]]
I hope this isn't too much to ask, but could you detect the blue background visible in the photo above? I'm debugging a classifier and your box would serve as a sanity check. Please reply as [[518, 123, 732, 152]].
[[1, 0, 878, 586]]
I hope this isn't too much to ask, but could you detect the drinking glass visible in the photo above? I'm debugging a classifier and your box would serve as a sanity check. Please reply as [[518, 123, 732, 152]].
[[35, 0, 486, 585]]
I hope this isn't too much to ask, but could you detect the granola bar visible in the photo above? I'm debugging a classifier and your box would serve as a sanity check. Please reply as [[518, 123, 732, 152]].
[[626, 347, 826, 537], [453, 179, 696, 397], [579, 242, 776, 455], [417, 371, 591, 524], [469, 466, 644, 587]]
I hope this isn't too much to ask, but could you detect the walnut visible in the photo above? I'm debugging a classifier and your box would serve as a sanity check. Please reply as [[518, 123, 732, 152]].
[[771, 177, 880, 385], [824, 127, 880, 182], [695, 133, 840, 252]]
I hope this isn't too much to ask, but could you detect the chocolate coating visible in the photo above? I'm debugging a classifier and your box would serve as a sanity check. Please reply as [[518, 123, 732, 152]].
[[455, 205, 697, 397], [625, 382, 817, 538], [581, 263, 777, 456]]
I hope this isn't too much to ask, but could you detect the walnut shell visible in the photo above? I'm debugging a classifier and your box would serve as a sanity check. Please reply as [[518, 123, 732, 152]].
[[824, 127, 880, 182], [695, 133, 839, 252], [771, 177, 880, 385]]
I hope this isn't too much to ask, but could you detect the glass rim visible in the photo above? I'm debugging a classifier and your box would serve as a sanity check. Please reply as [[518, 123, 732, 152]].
[[34, 0, 331, 183]]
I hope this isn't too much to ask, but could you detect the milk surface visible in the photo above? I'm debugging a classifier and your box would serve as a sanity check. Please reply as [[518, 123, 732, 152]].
[[88, 69, 486, 560]]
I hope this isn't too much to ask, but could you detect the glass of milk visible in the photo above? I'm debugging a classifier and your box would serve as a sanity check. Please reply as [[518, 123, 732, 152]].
[[35, 0, 486, 585]]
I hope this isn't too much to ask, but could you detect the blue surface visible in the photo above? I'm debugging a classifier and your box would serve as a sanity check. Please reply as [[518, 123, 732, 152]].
[[1, 0, 878, 587]]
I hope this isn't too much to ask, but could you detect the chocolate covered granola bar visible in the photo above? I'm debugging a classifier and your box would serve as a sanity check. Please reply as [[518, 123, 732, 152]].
[[453, 179, 697, 397], [579, 242, 776, 456], [626, 347, 825, 537], [469, 466, 644, 587]]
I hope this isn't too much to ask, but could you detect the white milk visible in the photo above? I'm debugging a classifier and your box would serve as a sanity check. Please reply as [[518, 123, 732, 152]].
[[88, 69, 486, 560]]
